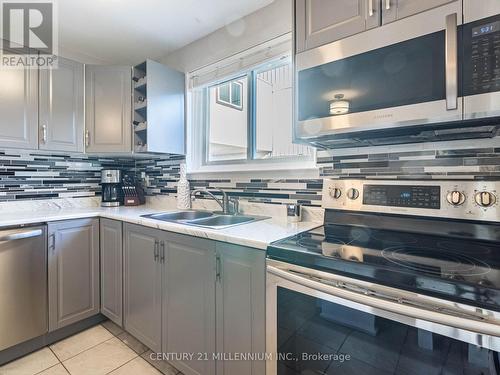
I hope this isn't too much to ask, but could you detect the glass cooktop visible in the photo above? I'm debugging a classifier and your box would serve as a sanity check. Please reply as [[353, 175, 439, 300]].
[[268, 211, 500, 311]]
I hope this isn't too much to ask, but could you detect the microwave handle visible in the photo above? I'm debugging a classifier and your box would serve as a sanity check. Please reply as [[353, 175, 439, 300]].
[[445, 13, 458, 110]]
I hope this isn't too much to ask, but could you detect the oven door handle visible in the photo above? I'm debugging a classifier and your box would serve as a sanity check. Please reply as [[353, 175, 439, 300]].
[[445, 13, 458, 110], [268, 265, 500, 337]]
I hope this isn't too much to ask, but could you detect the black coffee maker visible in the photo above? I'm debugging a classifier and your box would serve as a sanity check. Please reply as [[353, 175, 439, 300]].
[[101, 169, 123, 207]]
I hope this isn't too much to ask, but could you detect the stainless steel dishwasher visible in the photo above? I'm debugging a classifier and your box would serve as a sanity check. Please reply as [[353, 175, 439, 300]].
[[0, 225, 47, 351]]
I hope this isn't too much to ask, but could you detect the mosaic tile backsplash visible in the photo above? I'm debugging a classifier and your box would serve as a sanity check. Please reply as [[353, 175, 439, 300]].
[[1, 137, 500, 206], [0, 150, 134, 201], [135, 156, 324, 207], [317, 141, 500, 180]]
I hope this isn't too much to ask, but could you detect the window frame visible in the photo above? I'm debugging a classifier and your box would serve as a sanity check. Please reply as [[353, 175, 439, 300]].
[[186, 40, 317, 175]]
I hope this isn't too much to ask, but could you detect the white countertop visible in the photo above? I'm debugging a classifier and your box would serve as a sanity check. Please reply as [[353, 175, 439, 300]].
[[0, 204, 321, 250]]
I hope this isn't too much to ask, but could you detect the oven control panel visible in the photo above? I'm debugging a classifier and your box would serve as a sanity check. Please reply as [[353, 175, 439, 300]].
[[323, 180, 499, 222], [363, 185, 440, 209]]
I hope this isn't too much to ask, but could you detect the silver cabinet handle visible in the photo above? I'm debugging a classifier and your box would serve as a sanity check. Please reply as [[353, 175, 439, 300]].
[[368, 0, 374, 17], [49, 233, 56, 251], [85, 130, 90, 147], [385, 0, 390, 10], [0, 229, 42, 242], [445, 13, 458, 110], [160, 241, 165, 263], [41, 124, 47, 144], [216, 255, 221, 282], [154, 240, 159, 262]]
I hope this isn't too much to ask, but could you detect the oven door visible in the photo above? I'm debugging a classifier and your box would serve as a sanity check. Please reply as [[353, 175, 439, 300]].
[[266, 259, 500, 375], [295, 1, 463, 141]]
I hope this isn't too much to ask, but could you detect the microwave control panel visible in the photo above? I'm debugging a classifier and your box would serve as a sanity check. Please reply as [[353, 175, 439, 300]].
[[463, 15, 500, 96]]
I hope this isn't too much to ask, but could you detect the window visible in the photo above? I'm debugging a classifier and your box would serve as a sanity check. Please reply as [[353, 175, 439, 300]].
[[208, 76, 248, 161], [216, 80, 243, 110], [188, 37, 314, 173]]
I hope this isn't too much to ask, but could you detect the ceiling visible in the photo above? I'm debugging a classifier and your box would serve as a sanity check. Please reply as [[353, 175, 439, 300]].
[[58, 0, 275, 65]]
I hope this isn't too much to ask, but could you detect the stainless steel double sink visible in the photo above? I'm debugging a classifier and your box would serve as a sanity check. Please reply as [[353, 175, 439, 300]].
[[141, 210, 269, 229]]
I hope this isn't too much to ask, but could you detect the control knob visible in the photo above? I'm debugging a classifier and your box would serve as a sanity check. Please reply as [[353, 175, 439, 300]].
[[329, 187, 342, 199], [347, 188, 359, 200], [475, 191, 496, 208], [446, 191, 465, 206]]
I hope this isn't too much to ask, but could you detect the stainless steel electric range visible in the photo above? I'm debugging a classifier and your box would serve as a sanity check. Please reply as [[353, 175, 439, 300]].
[[266, 180, 500, 375]]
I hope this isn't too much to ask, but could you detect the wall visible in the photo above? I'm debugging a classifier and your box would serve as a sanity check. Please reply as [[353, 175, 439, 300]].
[[2, 136, 499, 205], [0, 150, 134, 201], [317, 138, 500, 180], [133, 137, 500, 208], [161, 0, 292, 73], [135, 156, 324, 207]]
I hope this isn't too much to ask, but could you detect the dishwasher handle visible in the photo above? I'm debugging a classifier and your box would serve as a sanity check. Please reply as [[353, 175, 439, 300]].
[[0, 228, 43, 242]]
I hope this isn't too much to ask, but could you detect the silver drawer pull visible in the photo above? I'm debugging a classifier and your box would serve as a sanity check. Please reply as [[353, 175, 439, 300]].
[[0, 229, 42, 242]]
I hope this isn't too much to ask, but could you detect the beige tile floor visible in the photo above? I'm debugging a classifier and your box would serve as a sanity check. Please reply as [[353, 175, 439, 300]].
[[0, 321, 183, 375]]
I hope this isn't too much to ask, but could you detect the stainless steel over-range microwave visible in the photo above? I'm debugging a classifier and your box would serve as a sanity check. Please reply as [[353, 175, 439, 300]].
[[295, 1, 500, 145]]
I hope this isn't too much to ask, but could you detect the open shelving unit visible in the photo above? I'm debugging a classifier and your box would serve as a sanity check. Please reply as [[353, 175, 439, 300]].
[[132, 59, 185, 154]]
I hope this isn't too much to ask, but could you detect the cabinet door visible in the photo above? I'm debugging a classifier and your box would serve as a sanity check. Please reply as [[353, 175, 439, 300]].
[[295, 0, 380, 53], [123, 223, 162, 352], [48, 218, 100, 331], [216, 243, 266, 375], [0, 62, 38, 149], [382, 0, 456, 24], [85, 65, 132, 153], [39, 57, 84, 152], [163, 233, 216, 375], [100, 218, 123, 326]]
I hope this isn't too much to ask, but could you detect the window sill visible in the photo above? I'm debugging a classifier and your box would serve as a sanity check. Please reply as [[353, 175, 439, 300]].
[[187, 159, 319, 179]]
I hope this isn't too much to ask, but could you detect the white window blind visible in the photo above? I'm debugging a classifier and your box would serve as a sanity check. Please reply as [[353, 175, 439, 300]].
[[189, 33, 292, 89]]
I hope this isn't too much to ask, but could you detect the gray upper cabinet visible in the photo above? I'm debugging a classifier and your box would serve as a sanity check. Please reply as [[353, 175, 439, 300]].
[[48, 218, 100, 331], [123, 223, 162, 353], [85, 65, 132, 153], [162, 234, 216, 375], [382, 0, 457, 24], [100, 218, 123, 327], [39, 57, 84, 152], [215, 243, 266, 375], [0, 60, 38, 149], [295, 0, 380, 53]]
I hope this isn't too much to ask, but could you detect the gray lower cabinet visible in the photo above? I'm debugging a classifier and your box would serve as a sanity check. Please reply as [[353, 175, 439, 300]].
[[100, 218, 123, 326], [122, 223, 265, 375], [48, 218, 100, 331], [295, 0, 380, 53], [0, 60, 38, 149], [39, 57, 84, 152], [85, 65, 132, 153], [162, 234, 216, 375], [215, 243, 266, 375], [123, 223, 162, 353]]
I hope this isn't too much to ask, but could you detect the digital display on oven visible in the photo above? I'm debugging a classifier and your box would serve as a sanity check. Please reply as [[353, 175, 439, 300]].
[[472, 21, 500, 37], [363, 185, 440, 209]]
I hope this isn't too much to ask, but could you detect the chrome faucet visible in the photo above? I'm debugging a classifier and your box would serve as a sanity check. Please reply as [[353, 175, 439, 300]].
[[191, 189, 239, 215]]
